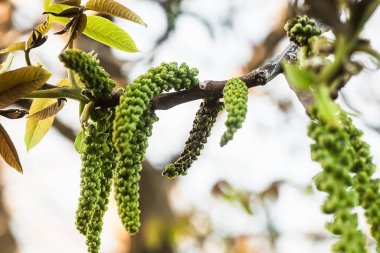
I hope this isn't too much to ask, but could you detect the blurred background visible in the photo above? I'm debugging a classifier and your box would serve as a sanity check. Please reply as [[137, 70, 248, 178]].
[[0, 0, 379, 252]]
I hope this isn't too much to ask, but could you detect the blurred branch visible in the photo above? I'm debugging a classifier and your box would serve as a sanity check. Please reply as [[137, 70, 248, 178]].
[[242, 3, 292, 72], [0, 178, 18, 253]]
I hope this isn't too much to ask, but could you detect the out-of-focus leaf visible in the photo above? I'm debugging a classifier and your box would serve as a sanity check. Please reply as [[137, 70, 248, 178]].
[[53, 0, 81, 7], [212, 180, 254, 215], [83, 15, 138, 53], [74, 130, 85, 153], [314, 86, 340, 127], [56, 78, 71, 88], [25, 99, 56, 151], [0, 109, 29, 119], [283, 63, 315, 90], [85, 0, 146, 26], [28, 98, 66, 120], [0, 54, 15, 74], [80, 101, 93, 125], [44, 0, 71, 23], [0, 42, 25, 54], [27, 14, 53, 48], [305, 0, 342, 31], [0, 123, 23, 173], [0, 66, 51, 109], [348, 0, 380, 35]]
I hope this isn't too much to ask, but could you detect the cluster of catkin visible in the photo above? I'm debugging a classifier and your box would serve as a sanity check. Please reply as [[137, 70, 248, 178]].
[[309, 107, 380, 252], [60, 48, 252, 252]]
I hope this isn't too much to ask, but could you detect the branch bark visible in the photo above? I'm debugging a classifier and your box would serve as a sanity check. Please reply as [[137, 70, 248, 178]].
[[94, 42, 301, 110]]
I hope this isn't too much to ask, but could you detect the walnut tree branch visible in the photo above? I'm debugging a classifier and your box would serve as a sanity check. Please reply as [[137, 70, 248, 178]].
[[95, 42, 301, 110], [152, 42, 300, 110]]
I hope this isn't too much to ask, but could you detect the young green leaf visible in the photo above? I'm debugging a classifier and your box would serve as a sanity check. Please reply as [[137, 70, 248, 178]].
[[85, 0, 146, 27], [314, 86, 340, 127], [283, 63, 315, 90], [28, 98, 66, 120], [0, 66, 51, 109], [74, 130, 85, 153], [44, 0, 71, 23], [24, 99, 56, 151], [62, 13, 87, 50], [83, 15, 138, 53], [0, 123, 23, 173], [0, 42, 25, 54], [53, 0, 81, 7]]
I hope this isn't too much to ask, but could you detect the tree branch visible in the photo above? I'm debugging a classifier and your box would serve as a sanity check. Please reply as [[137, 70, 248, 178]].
[[151, 42, 300, 110]]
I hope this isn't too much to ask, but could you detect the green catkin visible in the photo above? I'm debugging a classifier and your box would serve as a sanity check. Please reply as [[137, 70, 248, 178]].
[[163, 100, 223, 178], [114, 110, 158, 234], [85, 109, 117, 253], [340, 113, 380, 251], [60, 49, 117, 253], [76, 113, 103, 236], [308, 108, 367, 253], [75, 109, 116, 238], [113, 62, 199, 234], [59, 49, 116, 100], [284, 15, 321, 47], [220, 77, 248, 147]]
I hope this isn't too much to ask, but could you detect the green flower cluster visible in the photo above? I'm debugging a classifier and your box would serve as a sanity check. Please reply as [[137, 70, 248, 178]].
[[163, 100, 223, 178], [76, 108, 117, 253], [284, 15, 321, 47], [59, 49, 116, 100], [220, 77, 248, 147], [60, 49, 118, 253], [341, 113, 380, 251], [308, 109, 367, 253], [113, 62, 199, 234]]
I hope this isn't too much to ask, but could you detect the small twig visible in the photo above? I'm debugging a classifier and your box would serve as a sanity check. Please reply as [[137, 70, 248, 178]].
[[24, 49, 31, 66]]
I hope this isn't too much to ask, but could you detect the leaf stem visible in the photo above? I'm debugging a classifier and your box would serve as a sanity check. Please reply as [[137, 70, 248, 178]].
[[25, 87, 89, 102]]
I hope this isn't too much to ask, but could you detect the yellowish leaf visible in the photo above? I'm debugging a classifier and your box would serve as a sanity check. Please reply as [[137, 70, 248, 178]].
[[0, 54, 15, 74], [28, 98, 66, 120], [27, 15, 53, 48], [56, 78, 71, 88], [0, 42, 25, 54], [25, 99, 56, 151], [85, 0, 146, 27], [0, 66, 51, 109], [0, 123, 23, 173]]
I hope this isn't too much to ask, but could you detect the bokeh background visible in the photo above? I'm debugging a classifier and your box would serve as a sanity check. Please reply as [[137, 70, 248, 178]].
[[0, 0, 380, 252]]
